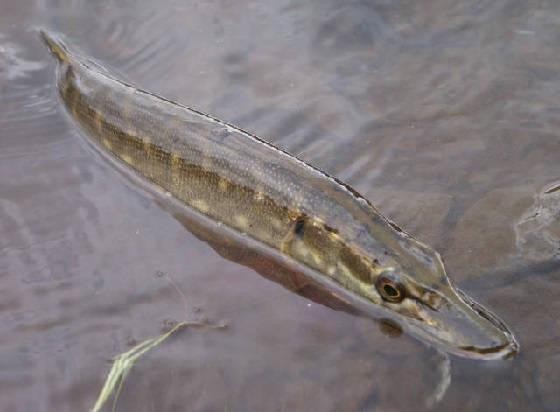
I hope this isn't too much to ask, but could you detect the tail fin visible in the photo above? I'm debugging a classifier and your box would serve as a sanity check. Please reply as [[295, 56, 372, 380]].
[[39, 30, 71, 63]]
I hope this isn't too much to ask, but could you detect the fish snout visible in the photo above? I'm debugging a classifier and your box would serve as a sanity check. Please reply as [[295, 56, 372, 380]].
[[419, 287, 519, 360], [452, 289, 519, 360]]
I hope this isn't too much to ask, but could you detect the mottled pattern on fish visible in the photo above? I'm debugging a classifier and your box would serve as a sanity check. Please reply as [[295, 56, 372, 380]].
[[41, 30, 518, 360]]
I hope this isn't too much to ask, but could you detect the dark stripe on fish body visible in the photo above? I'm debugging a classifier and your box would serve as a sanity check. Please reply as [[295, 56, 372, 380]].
[[294, 216, 306, 237]]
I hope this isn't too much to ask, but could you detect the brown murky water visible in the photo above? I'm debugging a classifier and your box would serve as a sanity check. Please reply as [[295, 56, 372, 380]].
[[1, 1, 559, 411]]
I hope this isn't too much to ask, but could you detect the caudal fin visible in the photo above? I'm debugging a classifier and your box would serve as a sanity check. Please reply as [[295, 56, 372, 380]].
[[39, 29, 71, 63]]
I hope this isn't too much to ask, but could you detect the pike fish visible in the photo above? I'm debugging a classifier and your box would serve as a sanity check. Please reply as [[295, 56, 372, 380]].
[[41, 30, 518, 360]]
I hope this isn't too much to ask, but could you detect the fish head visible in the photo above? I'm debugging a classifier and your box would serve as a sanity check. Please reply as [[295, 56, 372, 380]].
[[363, 233, 518, 360]]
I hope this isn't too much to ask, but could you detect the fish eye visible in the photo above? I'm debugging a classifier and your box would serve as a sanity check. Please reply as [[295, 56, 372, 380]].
[[376, 275, 405, 303]]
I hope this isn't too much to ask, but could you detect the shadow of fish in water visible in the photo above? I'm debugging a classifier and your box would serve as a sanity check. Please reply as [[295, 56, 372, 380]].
[[40, 29, 518, 360]]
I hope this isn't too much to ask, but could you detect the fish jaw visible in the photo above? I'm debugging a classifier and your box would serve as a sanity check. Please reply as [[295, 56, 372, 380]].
[[396, 286, 519, 360]]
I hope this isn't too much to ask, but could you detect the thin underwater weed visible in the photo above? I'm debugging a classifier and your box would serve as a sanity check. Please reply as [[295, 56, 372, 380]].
[[91, 272, 227, 412], [156, 269, 190, 318]]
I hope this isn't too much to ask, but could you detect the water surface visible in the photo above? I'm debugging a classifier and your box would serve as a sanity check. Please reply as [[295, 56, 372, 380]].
[[1, 1, 559, 411]]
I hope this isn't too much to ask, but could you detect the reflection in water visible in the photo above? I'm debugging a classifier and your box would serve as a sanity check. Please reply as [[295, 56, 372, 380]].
[[165, 198, 362, 318], [1, 0, 560, 411]]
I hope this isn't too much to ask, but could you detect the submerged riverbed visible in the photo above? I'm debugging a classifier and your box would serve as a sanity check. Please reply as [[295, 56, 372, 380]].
[[1, 1, 559, 411]]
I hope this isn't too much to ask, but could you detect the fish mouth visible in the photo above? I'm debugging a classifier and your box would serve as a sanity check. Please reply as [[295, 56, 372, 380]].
[[458, 342, 518, 360], [453, 289, 519, 360], [403, 287, 519, 361]]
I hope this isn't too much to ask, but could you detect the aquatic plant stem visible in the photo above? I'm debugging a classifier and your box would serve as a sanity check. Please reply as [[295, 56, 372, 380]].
[[91, 320, 201, 412]]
